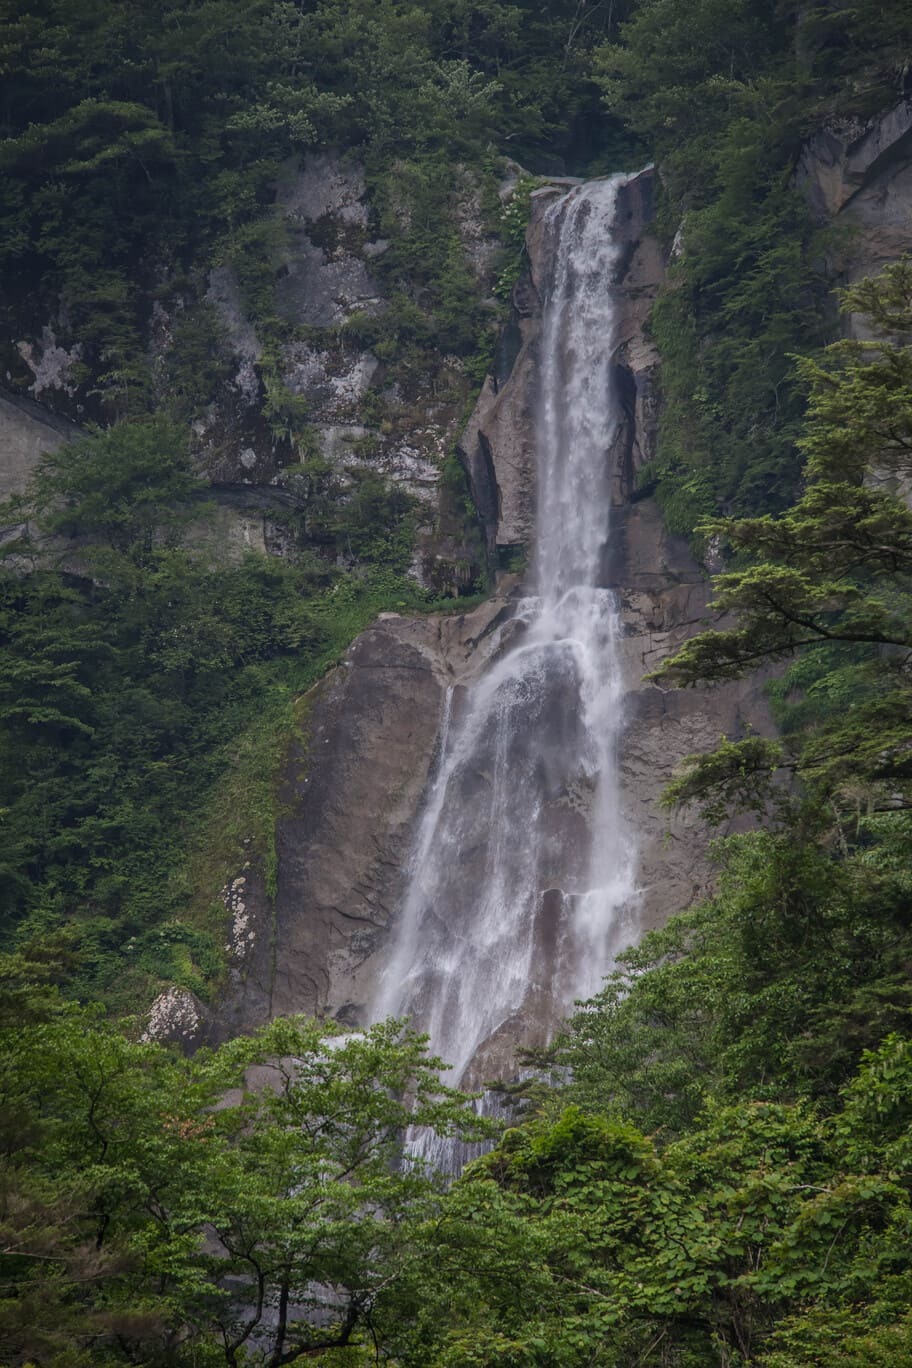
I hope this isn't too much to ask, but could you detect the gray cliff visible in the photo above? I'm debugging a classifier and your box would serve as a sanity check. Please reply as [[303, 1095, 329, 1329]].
[[2, 150, 500, 591]]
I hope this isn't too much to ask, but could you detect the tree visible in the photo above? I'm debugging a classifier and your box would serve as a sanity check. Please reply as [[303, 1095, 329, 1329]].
[[651, 259, 912, 822], [0, 1003, 486, 1366], [191, 1016, 490, 1367], [373, 1022, 912, 1367], [22, 418, 205, 562]]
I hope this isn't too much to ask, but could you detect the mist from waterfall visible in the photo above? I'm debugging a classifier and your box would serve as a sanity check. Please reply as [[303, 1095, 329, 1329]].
[[372, 176, 638, 1116]]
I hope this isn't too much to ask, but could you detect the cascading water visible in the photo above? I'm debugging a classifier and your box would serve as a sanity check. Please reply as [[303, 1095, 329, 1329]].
[[372, 176, 638, 1151]]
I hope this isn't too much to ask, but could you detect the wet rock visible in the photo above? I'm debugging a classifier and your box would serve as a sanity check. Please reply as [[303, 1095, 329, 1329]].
[[265, 602, 525, 1025], [459, 167, 663, 559], [215, 587, 523, 1034]]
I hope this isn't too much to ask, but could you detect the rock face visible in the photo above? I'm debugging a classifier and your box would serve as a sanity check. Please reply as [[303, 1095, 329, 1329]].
[[193, 151, 501, 589], [0, 385, 310, 561], [613, 499, 774, 934], [215, 591, 523, 1039], [460, 170, 663, 561], [142, 985, 210, 1047], [219, 168, 774, 1051], [2, 150, 502, 591], [797, 97, 912, 329], [446, 169, 774, 959], [274, 153, 382, 329], [0, 387, 80, 504]]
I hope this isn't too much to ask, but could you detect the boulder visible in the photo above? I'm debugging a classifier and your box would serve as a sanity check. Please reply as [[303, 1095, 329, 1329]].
[[142, 986, 210, 1049]]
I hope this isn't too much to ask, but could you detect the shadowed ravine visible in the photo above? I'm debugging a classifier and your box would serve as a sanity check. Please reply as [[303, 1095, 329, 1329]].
[[371, 178, 640, 1157]]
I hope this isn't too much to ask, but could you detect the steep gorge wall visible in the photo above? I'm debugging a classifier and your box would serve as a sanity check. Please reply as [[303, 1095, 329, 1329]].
[[1, 151, 502, 586], [797, 95, 912, 298], [220, 100, 912, 1050], [216, 166, 772, 1045]]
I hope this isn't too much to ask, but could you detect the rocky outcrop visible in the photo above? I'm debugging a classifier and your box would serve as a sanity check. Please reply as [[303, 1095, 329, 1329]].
[[274, 153, 382, 329], [797, 96, 912, 330], [215, 590, 522, 1038], [460, 169, 663, 561], [3, 150, 506, 592], [457, 183, 562, 556], [142, 985, 210, 1047], [456, 166, 771, 947], [0, 388, 307, 561], [609, 173, 665, 497], [193, 151, 503, 589], [0, 387, 80, 505], [613, 499, 773, 933]]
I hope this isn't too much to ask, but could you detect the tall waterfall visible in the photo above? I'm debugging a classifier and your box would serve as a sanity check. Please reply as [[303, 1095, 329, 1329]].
[[373, 176, 637, 1101]]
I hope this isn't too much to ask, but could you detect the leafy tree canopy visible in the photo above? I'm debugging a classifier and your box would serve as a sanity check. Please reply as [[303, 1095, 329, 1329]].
[[0, 991, 486, 1366], [653, 259, 912, 824]]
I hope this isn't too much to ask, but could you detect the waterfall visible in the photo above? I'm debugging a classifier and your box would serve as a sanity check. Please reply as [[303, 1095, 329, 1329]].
[[372, 175, 638, 1121]]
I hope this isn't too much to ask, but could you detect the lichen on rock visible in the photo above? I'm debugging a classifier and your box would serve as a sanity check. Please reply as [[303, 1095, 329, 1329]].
[[142, 986, 208, 1047], [222, 871, 255, 963]]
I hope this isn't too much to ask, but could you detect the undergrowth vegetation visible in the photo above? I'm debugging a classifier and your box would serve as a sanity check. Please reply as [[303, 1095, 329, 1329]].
[[0, 420, 453, 1008]]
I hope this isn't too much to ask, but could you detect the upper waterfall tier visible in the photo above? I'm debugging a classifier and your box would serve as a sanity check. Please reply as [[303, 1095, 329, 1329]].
[[372, 177, 638, 1089], [537, 180, 626, 601]]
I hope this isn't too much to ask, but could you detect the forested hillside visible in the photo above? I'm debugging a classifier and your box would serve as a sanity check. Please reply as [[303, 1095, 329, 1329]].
[[0, 0, 627, 418], [4, 0, 912, 1364]]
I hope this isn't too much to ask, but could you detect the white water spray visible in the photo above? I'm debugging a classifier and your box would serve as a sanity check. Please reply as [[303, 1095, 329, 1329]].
[[373, 176, 638, 1105]]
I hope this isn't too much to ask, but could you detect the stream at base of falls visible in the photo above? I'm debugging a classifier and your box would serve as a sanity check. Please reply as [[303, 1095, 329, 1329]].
[[371, 175, 640, 1173]]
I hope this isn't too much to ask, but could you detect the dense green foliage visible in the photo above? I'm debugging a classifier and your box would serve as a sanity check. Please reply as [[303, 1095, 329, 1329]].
[[0, 0, 634, 415], [0, 419, 428, 1005], [596, 0, 910, 538], [379, 1054, 912, 1365], [0, 977, 487, 1366], [653, 261, 912, 826]]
